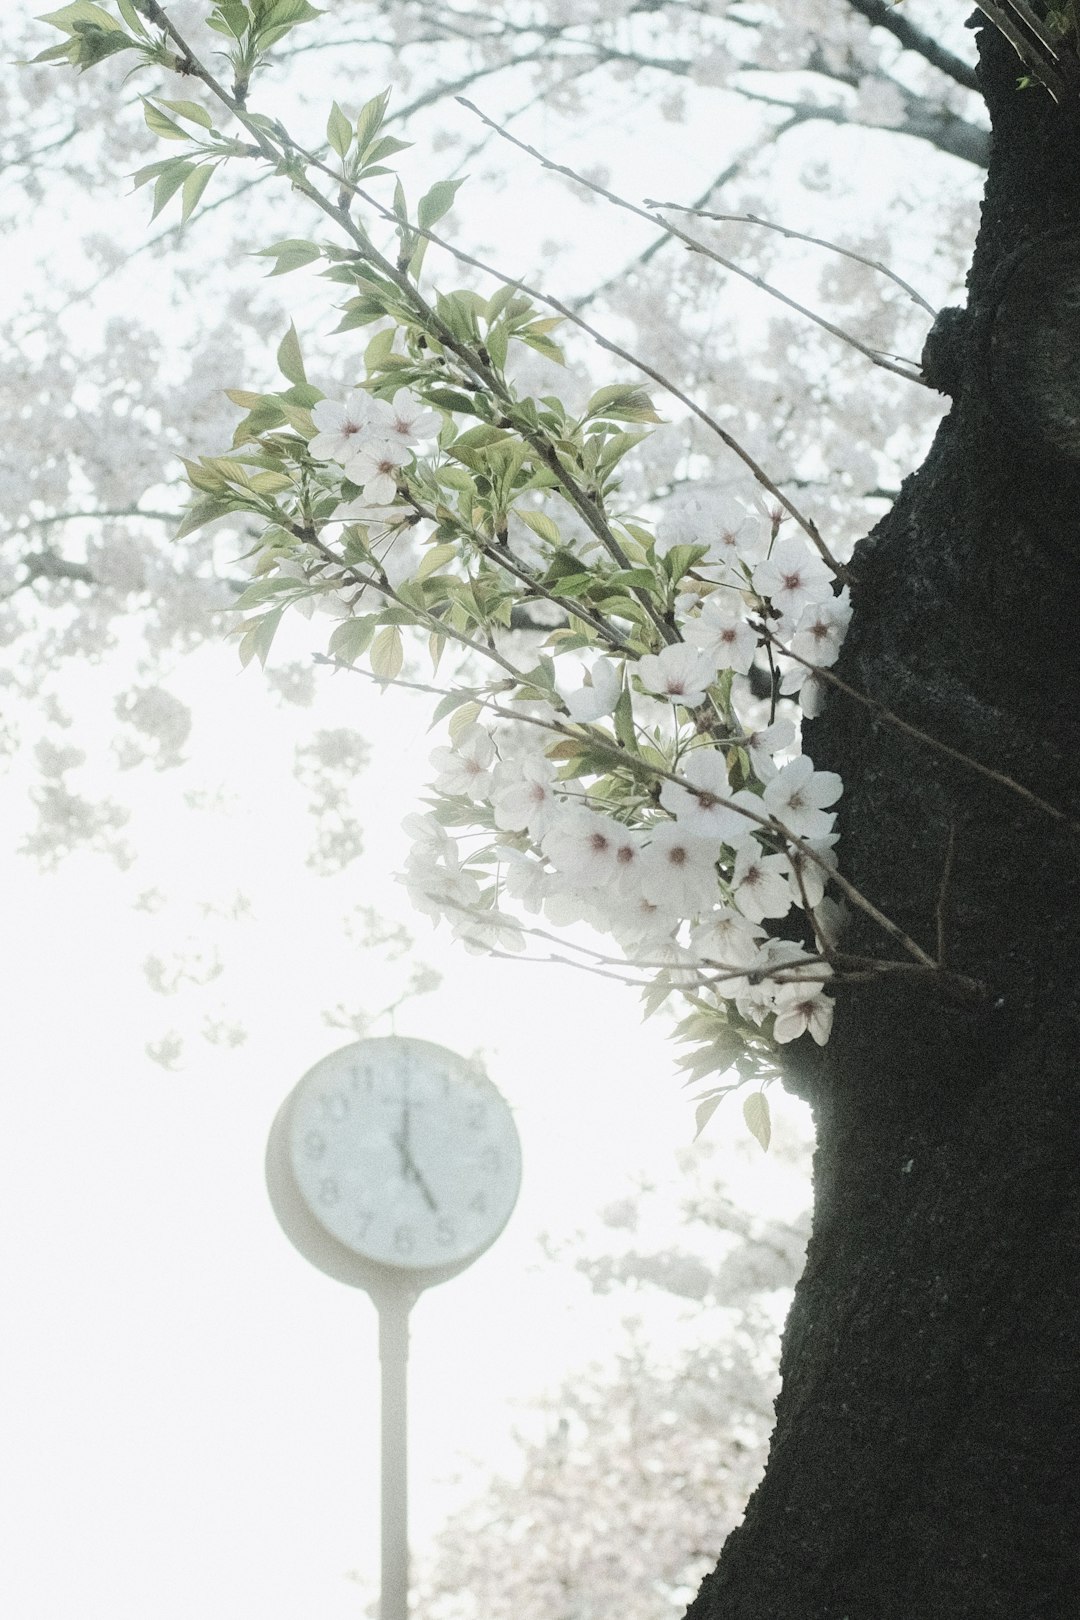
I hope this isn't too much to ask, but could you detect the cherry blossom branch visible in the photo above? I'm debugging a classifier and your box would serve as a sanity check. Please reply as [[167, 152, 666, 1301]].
[[296, 525, 527, 680], [399, 491, 634, 652], [135, 8, 677, 642]]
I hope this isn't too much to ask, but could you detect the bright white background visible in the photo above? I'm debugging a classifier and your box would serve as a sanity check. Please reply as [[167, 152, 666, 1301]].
[[0, 646, 813, 1619]]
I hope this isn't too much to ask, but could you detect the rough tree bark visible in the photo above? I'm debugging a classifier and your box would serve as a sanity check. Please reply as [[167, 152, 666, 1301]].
[[686, 16, 1080, 1618]]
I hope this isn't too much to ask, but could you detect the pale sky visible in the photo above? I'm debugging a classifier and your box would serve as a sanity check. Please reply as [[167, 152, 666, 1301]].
[[0, 646, 813, 1619]]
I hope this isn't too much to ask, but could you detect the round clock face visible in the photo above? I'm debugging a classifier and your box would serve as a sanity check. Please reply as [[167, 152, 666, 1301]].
[[286, 1037, 522, 1273]]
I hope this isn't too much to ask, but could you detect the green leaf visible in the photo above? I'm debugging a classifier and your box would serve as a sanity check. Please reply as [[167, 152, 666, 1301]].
[[239, 607, 285, 670], [256, 238, 321, 276], [514, 509, 560, 546], [180, 163, 214, 225], [361, 134, 412, 168], [327, 616, 377, 665], [116, 0, 148, 35], [39, 2, 120, 32], [485, 282, 524, 323], [417, 177, 465, 230], [150, 161, 194, 221], [143, 100, 189, 142], [415, 542, 457, 581], [613, 685, 636, 751], [208, 0, 251, 40], [157, 98, 215, 130], [370, 625, 404, 681], [486, 323, 508, 371], [355, 87, 392, 156], [585, 383, 662, 423], [663, 543, 710, 584], [640, 975, 674, 1020], [742, 1090, 771, 1152], [276, 323, 307, 386], [429, 688, 480, 729], [448, 700, 482, 742], [175, 495, 235, 540], [693, 1092, 726, 1142], [326, 100, 352, 158], [364, 326, 396, 370]]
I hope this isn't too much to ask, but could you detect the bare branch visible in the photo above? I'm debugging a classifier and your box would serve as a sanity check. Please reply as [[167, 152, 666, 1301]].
[[458, 98, 928, 381], [843, 0, 981, 93], [642, 203, 938, 316]]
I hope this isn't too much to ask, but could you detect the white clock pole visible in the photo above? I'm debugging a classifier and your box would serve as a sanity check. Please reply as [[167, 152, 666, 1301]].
[[376, 1281, 415, 1620], [266, 1037, 522, 1620]]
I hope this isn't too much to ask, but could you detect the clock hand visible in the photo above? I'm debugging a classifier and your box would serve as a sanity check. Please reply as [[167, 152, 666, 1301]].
[[400, 1144, 439, 1212]]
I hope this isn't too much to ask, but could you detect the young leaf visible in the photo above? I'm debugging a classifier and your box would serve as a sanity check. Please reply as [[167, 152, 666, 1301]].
[[742, 1090, 772, 1152], [157, 98, 215, 130], [150, 161, 194, 222], [448, 700, 482, 742], [327, 616, 377, 665], [326, 101, 352, 159], [180, 163, 214, 225], [417, 177, 465, 231], [256, 238, 321, 276], [117, 0, 148, 36], [142, 100, 189, 142], [514, 509, 560, 546], [694, 1092, 726, 1141], [40, 2, 120, 33], [370, 625, 404, 681], [276, 323, 308, 386], [355, 87, 392, 156]]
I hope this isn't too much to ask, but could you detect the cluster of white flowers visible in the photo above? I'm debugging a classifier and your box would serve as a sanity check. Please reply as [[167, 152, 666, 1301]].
[[308, 386, 441, 505], [397, 487, 853, 1057]]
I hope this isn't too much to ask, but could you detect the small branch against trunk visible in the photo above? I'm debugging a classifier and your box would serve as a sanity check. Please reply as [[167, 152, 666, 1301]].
[[843, 0, 982, 94], [767, 633, 1080, 840], [935, 818, 957, 967]]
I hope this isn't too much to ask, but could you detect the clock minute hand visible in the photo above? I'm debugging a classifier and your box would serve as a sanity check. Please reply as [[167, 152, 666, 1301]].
[[393, 1104, 439, 1212]]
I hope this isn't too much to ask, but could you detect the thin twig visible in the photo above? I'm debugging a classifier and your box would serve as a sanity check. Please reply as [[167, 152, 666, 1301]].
[[458, 97, 929, 386], [641, 203, 937, 316], [935, 819, 957, 967], [767, 632, 1080, 839]]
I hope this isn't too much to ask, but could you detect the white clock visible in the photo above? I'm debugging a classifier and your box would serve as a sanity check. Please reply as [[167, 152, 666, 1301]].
[[266, 1036, 522, 1293]]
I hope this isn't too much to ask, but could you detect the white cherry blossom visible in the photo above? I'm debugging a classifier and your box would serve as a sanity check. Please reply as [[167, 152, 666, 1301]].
[[752, 535, 833, 626], [491, 754, 560, 837], [772, 979, 834, 1045], [659, 749, 760, 843], [762, 755, 842, 840], [365, 387, 441, 446], [729, 837, 792, 923], [562, 656, 621, 722], [788, 588, 852, 668], [685, 592, 759, 674], [308, 390, 377, 463], [744, 716, 797, 782], [428, 724, 496, 800], [637, 642, 719, 706], [542, 805, 625, 888], [637, 822, 720, 914], [343, 437, 411, 504]]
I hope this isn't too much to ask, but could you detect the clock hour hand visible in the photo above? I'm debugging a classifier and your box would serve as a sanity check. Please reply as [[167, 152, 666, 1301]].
[[393, 1103, 439, 1212]]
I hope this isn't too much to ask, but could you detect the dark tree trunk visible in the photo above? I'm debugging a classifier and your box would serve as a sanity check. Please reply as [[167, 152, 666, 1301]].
[[686, 18, 1080, 1618]]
